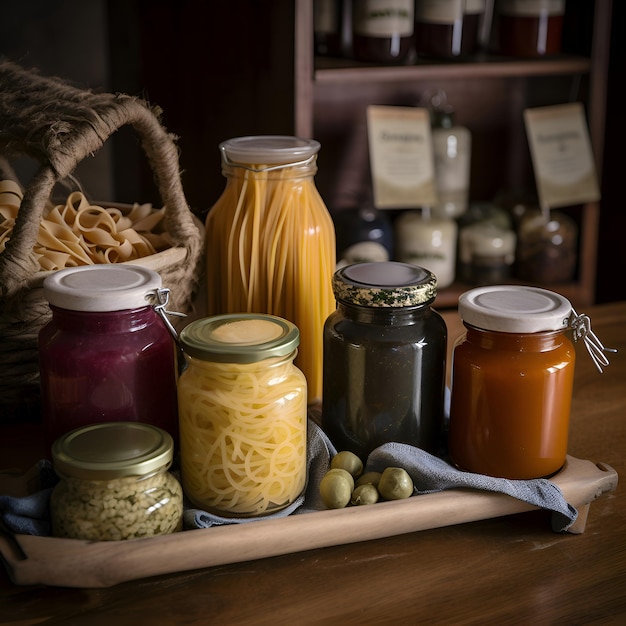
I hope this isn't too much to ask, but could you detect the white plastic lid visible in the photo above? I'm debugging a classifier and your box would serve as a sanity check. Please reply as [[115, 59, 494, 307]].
[[220, 135, 320, 165], [458, 285, 572, 333], [43, 265, 162, 312]]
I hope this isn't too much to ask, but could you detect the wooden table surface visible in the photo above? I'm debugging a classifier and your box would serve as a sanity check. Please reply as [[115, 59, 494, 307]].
[[1, 301, 624, 625]]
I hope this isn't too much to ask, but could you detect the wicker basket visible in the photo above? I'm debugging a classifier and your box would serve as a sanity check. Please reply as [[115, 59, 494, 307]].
[[0, 61, 205, 421]]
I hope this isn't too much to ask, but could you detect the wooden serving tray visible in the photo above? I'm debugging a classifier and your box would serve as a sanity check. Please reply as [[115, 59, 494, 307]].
[[0, 455, 618, 588]]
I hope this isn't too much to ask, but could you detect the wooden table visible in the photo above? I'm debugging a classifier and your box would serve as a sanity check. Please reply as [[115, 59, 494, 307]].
[[1, 301, 624, 624]]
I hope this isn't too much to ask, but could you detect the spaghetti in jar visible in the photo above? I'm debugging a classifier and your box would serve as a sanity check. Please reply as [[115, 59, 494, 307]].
[[177, 313, 308, 517], [204, 136, 336, 404]]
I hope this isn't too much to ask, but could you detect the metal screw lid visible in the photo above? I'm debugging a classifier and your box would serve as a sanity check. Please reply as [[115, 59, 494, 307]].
[[220, 135, 320, 166], [179, 313, 300, 363], [332, 262, 437, 308], [51, 422, 174, 481]]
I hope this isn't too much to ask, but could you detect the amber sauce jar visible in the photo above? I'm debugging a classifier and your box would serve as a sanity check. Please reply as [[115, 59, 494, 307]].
[[448, 285, 576, 479]]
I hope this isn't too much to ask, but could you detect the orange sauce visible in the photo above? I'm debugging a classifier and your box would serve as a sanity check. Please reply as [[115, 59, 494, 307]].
[[448, 324, 576, 479]]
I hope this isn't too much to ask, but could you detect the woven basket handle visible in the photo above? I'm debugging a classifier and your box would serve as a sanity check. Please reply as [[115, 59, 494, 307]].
[[0, 61, 201, 299]]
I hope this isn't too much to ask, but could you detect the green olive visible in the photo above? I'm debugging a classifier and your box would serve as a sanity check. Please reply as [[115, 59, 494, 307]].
[[355, 471, 382, 488], [350, 483, 379, 506], [319, 468, 354, 509], [377, 467, 414, 500], [330, 451, 364, 478]]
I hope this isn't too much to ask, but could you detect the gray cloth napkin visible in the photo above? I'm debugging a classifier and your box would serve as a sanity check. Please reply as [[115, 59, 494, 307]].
[[1, 419, 577, 536]]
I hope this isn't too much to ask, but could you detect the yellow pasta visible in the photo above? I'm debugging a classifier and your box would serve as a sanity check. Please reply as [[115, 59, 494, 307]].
[[178, 355, 307, 516], [205, 160, 336, 404], [0, 185, 171, 270]]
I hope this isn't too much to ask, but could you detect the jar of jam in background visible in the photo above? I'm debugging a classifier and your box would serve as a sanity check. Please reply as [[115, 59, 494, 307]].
[[178, 313, 308, 517], [351, 0, 415, 64], [39, 265, 179, 453], [322, 261, 447, 459], [491, 0, 565, 57], [448, 285, 576, 479], [50, 422, 183, 541]]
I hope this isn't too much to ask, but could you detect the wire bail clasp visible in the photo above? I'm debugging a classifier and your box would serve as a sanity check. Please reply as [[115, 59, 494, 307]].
[[569, 309, 617, 373]]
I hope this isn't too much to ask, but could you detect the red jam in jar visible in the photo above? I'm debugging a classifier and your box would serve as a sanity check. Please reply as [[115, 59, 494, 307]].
[[448, 285, 575, 479], [39, 265, 179, 453]]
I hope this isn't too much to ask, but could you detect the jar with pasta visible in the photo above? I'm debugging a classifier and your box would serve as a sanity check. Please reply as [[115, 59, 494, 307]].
[[178, 313, 308, 517], [39, 265, 179, 454], [50, 422, 183, 541], [204, 135, 336, 405]]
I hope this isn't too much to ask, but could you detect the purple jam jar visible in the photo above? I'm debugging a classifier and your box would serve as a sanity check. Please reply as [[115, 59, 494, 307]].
[[39, 265, 179, 454]]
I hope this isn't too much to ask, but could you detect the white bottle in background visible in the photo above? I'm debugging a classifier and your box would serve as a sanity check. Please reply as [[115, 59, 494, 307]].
[[430, 95, 471, 219], [394, 209, 457, 288]]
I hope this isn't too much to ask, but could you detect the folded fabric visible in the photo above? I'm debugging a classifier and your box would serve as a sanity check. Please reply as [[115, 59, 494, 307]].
[[1, 419, 577, 536]]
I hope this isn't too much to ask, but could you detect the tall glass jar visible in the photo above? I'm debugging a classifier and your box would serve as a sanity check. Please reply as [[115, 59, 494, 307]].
[[205, 136, 336, 404], [39, 265, 179, 454], [50, 422, 183, 541], [322, 262, 447, 459], [178, 313, 308, 517], [448, 285, 575, 479]]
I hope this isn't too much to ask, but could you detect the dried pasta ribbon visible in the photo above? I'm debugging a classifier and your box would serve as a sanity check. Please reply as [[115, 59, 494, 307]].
[[0, 183, 169, 270]]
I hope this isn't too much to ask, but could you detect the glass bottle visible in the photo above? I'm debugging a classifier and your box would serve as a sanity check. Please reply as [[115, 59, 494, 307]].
[[315, 0, 344, 57], [491, 0, 565, 57], [50, 422, 183, 541], [177, 313, 308, 517], [414, 0, 485, 58], [39, 265, 179, 454], [205, 135, 336, 404], [448, 285, 576, 479], [322, 261, 447, 459], [351, 0, 414, 64]]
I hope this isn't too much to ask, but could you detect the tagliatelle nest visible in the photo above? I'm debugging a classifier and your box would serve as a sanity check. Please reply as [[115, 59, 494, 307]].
[[0, 180, 172, 271]]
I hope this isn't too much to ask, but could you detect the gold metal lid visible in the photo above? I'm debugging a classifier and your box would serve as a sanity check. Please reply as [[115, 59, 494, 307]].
[[52, 422, 174, 480]]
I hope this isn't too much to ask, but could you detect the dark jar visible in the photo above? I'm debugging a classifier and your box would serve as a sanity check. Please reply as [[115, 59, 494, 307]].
[[448, 285, 575, 479], [351, 0, 414, 64], [39, 265, 179, 454], [322, 261, 447, 459]]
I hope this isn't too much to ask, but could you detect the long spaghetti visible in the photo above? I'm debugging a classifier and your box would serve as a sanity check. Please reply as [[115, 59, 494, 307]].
[[178, 354, 307, 516], [205, 139, 336, 404]]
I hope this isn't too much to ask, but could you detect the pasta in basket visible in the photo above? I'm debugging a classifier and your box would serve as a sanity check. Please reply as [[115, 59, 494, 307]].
[[0, 182, 171, 270]]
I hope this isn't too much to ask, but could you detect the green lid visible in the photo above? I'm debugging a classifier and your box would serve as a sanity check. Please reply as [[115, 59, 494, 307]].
[[179, 313, 300, 363], [52, 422, 173, 480], [332, 262, 437, 308]]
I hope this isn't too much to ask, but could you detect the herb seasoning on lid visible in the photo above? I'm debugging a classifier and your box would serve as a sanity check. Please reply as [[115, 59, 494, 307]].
[[322, 261, 447, 459]]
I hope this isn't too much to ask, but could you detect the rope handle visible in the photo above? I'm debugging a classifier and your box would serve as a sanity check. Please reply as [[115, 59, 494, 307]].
[[0, 61, 201, 298]]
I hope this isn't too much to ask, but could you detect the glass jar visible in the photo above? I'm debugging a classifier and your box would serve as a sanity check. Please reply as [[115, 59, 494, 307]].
[[448, 285, 576, 479], [515, 209, 578, 283], [178, 313, 308, 517], [39, 265, 179, 454], [315, 0, 344, 57], [351, 0, 414, 64], [414, 0, 485, 58], [491, 0, 565, 57], [322, 262, 447, 459], [205, 135, 336, 405], [394, 210, 458, 288], [50, 422, 183, 541]]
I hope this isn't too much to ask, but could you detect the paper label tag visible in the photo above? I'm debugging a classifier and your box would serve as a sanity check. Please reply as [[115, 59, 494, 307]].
[[524, 103, 600, 209], [366, 105, 437, 209]]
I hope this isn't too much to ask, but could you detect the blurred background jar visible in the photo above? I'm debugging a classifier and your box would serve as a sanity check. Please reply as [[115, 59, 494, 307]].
[[351, 0, 415, 64], [395, 209, 457, 288], [414, 0, 485, 58], [333, 203, 394, 268], [314, 0, 344, 57], [515, 208, 578, 283], [490, 0, 565, 57]]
